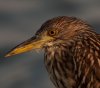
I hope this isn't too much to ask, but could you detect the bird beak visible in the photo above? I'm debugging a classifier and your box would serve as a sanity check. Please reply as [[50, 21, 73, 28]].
[[5, 35, 53, 57]]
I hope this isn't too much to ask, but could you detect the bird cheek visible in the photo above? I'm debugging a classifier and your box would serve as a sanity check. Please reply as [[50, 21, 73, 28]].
[[43, 42, 54, 48]]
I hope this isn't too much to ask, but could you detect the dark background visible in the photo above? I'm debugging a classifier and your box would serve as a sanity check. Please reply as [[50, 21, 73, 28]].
[[0, 0, 100, 88]]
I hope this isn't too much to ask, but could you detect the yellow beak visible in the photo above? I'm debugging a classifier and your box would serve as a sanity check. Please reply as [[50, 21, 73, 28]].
[[5, 36, 53, 57]]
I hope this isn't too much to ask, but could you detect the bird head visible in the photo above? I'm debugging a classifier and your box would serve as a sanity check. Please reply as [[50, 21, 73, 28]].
[[5, 16, 91, 57]]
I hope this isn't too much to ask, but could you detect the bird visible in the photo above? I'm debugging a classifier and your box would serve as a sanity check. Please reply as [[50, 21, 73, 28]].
[[5, 16, 100, 88]]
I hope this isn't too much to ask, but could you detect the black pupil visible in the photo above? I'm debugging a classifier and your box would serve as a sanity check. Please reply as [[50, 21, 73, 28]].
[[50, 31, 55, 35]]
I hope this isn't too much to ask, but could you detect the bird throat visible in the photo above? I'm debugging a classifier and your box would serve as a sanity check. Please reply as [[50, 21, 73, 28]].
[[44, 45, 76, 88], [44, 33, 100, 88]]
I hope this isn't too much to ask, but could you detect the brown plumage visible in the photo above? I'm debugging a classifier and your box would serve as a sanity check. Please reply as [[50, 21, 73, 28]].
[[5, 16, 100, 88]]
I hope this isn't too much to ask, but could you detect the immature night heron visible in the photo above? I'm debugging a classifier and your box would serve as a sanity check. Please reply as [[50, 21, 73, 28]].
[[5, 16, 100, 88]]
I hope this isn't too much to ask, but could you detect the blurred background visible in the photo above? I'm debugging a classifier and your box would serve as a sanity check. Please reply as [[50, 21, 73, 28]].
[[0, 0, 100, 88]]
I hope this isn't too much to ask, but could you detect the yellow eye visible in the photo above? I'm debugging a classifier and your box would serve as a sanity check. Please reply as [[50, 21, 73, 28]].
[[48, 29, 58, 36]]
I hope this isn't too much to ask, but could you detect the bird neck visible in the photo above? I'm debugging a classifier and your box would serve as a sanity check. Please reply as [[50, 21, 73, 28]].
[[44, 30, 100, 88], [44, 43, 76, 87]]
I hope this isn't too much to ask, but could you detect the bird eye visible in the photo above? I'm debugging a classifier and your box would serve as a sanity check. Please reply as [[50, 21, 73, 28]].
[[48, 30, 58, 36]]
